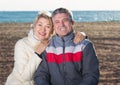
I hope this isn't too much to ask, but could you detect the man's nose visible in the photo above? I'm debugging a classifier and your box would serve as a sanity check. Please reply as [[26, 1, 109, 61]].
[[59, 21, 64, 26]]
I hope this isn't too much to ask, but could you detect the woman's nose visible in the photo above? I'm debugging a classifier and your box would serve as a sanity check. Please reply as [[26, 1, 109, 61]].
[[41, 26, 46, 31]]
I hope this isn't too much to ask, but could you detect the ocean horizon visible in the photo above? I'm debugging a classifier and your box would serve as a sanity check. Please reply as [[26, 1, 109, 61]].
[[0, 11, 120, 23]]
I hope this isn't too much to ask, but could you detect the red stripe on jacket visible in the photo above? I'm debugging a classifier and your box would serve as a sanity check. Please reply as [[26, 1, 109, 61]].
[[47, 52, 83, 64]]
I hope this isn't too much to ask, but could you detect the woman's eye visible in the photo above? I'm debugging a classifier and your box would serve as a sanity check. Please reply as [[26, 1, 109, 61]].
[[38, 24, 42, 26], [46, 26, 50, 29]]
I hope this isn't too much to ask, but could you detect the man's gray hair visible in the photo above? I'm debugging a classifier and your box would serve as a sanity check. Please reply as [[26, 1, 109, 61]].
[[52, 8, 73, 22]]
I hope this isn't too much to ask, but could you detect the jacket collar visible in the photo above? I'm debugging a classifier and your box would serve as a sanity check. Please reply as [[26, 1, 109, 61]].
[[28, 29, 41, 47], [53, 30, 75, 46], [56, 30, 74, 41]]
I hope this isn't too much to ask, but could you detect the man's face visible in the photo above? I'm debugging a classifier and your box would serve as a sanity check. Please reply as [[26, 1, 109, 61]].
[[53, 13, 74, 37]]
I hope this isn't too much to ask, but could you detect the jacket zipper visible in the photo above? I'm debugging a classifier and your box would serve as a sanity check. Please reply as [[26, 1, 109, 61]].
[[62, 39, 67, 85], [62, 39, 65, 61]]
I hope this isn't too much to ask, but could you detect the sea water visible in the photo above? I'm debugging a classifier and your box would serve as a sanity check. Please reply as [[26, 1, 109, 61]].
[[0, 11, 120, 22]]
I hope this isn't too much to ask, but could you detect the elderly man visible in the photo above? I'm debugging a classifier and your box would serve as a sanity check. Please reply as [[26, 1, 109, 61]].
[[34, 8, 99, 85]]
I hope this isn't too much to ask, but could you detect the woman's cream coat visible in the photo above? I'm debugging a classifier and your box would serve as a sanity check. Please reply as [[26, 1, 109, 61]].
[[5, 29, 42, 85]]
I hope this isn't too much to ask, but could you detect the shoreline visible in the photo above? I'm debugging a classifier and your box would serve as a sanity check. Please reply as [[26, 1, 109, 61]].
[[0, 21, 120, 23]]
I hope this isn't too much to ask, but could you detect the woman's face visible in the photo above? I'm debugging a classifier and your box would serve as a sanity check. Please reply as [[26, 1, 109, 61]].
[[33, 17, 53, 40]]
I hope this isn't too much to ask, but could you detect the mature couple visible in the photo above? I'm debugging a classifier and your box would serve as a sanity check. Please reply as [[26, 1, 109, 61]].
[[5, 8, 99, 85]]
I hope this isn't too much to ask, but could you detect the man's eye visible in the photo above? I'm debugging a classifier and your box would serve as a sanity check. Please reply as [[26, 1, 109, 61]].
[[63, 18, 69, 22], [55, 21, 59, 24]]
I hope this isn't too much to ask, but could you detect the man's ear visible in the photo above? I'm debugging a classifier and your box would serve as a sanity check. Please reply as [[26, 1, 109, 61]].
[[71, 20, 75, 25]]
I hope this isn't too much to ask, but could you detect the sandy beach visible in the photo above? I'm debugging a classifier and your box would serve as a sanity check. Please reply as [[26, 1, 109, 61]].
[[0, 22, 120, 85]]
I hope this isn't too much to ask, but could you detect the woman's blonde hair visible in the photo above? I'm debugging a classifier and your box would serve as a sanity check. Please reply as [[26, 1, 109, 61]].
[[33, 11, 53, 27]]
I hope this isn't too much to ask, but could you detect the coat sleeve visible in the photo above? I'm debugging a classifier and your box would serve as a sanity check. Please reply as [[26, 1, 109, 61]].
[[34, 52, 51, 85], [79, 42, 100, 85], [12, 40, 42, 82]]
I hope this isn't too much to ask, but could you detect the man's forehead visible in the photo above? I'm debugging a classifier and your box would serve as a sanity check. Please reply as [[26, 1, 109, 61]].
[[53, 13, 69, 20]]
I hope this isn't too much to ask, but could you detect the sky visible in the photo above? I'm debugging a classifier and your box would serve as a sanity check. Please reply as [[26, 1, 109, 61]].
[[0, 0, 120, 11]]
